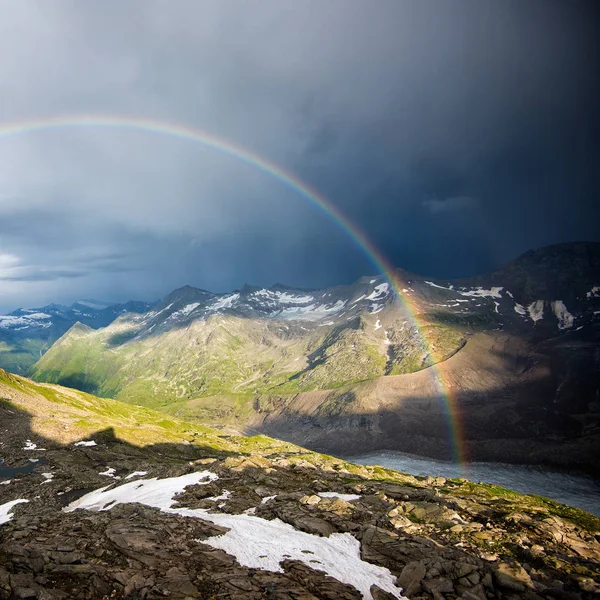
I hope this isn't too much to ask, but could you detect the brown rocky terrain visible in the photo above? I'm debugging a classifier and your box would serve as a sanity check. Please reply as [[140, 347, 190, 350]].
[[1, 369, 599, 599]]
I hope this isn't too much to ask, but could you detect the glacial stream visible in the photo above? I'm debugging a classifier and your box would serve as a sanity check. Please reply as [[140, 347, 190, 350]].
[[348, 451, 600, 516]]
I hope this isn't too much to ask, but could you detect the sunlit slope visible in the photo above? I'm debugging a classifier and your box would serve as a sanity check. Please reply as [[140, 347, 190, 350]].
[[0, 367, 298, 456], [30, 310, 464, 407]]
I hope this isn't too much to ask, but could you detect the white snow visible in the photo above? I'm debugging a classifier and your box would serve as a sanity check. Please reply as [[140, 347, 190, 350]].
[[0, 499, 28, 525], [369, 304, 384, 314], [459, 287, 503, 299], [41, 473, 54, 484], [374, 319, 382, 331], [260, 495, 277, 504], [64, 473, 405, 599], [125, 471, 148, 480], [365, 283, 390, 301], [318, 492, 361, 501], [0, 312, 52, 330], [207, 294, 240, 312], [506, 291, 514, 299], [0, 480, 11, 485], [23, 440, 45, 451], [351, 294, 366, 304], [168, 303, 201, 320], [514, 303, 527, 316], [494, 302, 500, 313], [98, 467, 119, 478], [424, 281, 452, 291], [527, 300, 544, 323], [74, 440, 97, 447], [587, 286, 600, 299], [551, 300, 574, 330], [207, 489, 231, 502], [274, 300, 347, 322], [254, 290, 314, 304]]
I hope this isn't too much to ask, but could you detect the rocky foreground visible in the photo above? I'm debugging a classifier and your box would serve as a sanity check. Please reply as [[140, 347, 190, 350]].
[[0, 369, 599, 599]]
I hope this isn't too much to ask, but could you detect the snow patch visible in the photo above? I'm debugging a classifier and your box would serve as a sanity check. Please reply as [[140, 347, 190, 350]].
[[587, 286, 600, 299], [459, 287, 503, 299], [369, 304, 384, 314], [168, 303, 201, 320], [527, 300, 544, 323], [208, 489, 231, 502], [23, 440, 45, 451], [254, 290, 314, 304], [551, 300, 574, 330], [261, 495, 277, 504], [514, 303, 527, 316], [0, 312, 52, 330], [424, 281, 452, 291], [125, 471, 148, 480], [0, 499, 28, 525], [64, 473, 404, 599], [74, 440, 97, 447], [41, 473, 54, 484], [274, 300, 346, 322], [208, 294, 240, 312], [374, 319, 382, 331], [98, 467, 119, 478], [365, 283, 389, 301]]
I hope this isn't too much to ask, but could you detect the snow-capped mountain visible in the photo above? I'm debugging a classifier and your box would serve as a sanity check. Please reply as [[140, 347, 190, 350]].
[[28, 242, 600, 472]]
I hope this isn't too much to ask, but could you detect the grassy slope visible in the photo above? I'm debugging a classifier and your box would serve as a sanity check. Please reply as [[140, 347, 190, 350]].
[[31, 312, 464, 412], [0, 338, 50, 374], [2, 367, 598, 535]]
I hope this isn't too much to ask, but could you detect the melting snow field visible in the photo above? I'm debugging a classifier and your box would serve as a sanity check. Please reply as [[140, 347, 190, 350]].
[[0, 499, 28, 524], [0, 312, 51, 330], [275, 300, 347, 321], [551, 300, 574, 329], [459, 286, 503, 299], [63, 472, 405, 599], [528, 300, 544, 322]]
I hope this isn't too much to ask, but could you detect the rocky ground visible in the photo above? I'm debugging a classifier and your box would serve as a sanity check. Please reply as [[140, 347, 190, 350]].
[[1, 369, 599, 600], [2, 434, 600, 600]]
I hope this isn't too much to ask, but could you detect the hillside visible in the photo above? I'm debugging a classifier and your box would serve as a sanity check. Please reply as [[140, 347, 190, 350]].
[[1, 369, 599, 599], [30, 276, 468, 403], [0, 299, 151, 374], [28, 243, 600, 470]]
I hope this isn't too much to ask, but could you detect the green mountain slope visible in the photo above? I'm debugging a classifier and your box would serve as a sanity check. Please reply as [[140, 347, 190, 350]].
[[31, 309, 464, 408]]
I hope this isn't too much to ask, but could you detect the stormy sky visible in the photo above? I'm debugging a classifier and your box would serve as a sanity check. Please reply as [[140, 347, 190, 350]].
[[0, 0, 598, 311]]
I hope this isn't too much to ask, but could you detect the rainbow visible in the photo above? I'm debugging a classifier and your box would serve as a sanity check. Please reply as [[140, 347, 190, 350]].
[[0, 114, 467, 465]]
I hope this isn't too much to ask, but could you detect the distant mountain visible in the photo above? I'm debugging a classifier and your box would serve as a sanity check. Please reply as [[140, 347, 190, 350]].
[[0, 299, 152, 373], [29, 242, 600, 471]]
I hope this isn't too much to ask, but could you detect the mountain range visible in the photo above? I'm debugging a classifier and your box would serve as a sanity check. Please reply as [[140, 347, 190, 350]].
[[0, 299, 152, 374], [27, 242, 600, 474]]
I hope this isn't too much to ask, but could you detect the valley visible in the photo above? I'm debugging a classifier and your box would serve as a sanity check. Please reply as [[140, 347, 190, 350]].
[[26, 242, 600, 473]]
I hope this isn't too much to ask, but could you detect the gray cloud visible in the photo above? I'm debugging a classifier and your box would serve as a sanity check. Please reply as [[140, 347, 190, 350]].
[[422, 196, 480, 215], [0, 0, 597, 310]]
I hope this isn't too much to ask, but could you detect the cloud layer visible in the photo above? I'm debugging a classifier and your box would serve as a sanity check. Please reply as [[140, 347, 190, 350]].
[[0, 1, 597, 310]]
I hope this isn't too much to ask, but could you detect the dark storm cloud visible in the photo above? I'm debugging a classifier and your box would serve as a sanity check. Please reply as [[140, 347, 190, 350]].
[[0, 0, 597, 310]]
